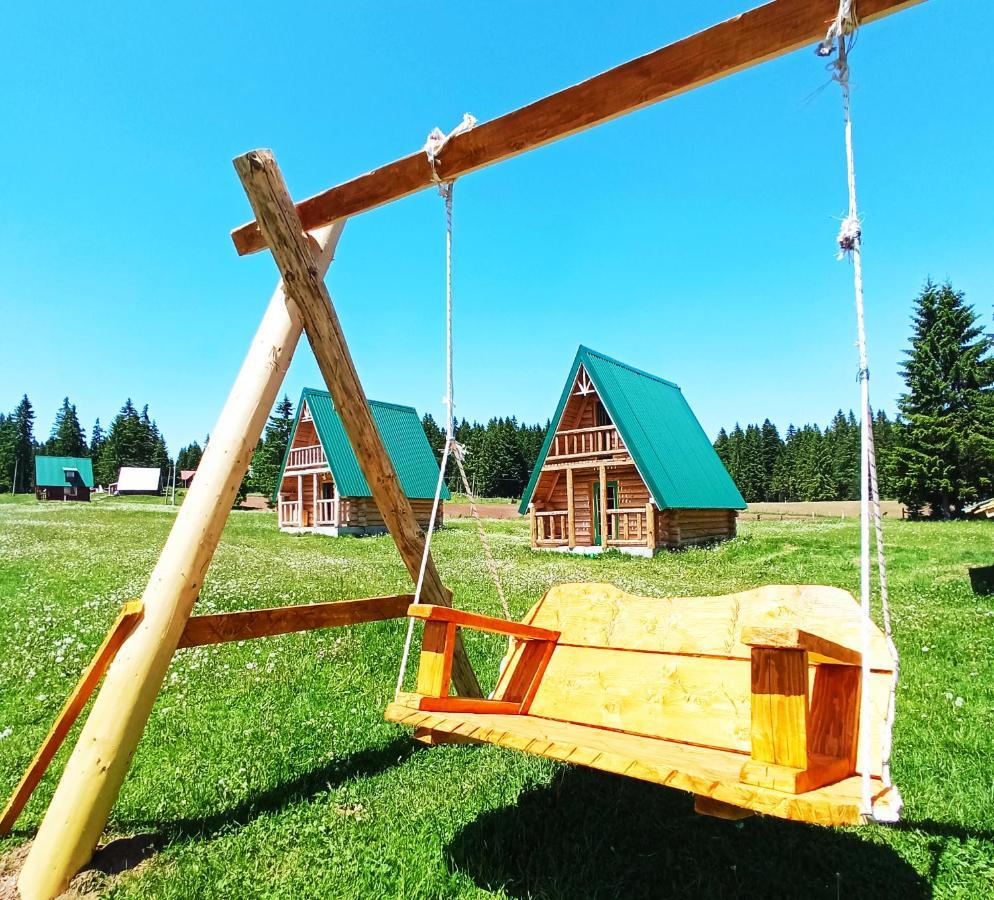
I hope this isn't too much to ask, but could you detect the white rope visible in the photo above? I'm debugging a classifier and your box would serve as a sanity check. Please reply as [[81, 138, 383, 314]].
[[826, 21, 900, 822], [396, 112, 510, 694]]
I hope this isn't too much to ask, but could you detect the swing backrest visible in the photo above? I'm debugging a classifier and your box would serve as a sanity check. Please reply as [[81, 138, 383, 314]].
[[494, 582, 893, 776]]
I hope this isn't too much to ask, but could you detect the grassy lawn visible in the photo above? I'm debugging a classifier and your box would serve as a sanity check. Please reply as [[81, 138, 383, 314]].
[[1, 495, 992, 898]]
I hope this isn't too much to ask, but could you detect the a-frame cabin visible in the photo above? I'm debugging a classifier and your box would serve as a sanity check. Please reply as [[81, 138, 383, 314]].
[[276, 388, 448, 535], [520, 347, 745, 554]]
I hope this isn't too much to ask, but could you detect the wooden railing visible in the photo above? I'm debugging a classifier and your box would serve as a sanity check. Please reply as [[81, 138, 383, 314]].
[[606, 507, 648, 545], [548, 425, 625, 459], [278, 499, 300, 527], [315, 498, 338, 526], [534, 510, 568, 544], [287, 444, 326, 469]]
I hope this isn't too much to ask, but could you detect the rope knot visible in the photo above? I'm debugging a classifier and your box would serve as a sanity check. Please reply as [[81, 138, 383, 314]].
[[837, 214, 861, 258], [423, 113, 477, 186]]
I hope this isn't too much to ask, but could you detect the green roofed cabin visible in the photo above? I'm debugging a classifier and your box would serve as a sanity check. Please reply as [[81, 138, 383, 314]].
[[276, 388, 448, 536], [34, 456, 94, 502], [520, 347, 746, 555]]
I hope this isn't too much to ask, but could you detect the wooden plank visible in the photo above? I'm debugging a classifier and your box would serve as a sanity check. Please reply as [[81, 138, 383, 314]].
[[407, 604, 560, 642], [749, 647, 808, 770], [177, 594, 413, 647], [527, 645, 754, 753], [0, 602, 143, 837], [18, 224, 350, 900], [694, 794, 754, 821], [414, 697, 521, 715], [739, 752, 852, 794], [741, 625, 862, 666], [383, 704, 891, 826], [233, 149, 481, 699], [415, 621, 454, 697], [566, 467, 576, 548], [529, 506, 537, 546], [645, 501, 656, 549], [232, 0, 925, 254]]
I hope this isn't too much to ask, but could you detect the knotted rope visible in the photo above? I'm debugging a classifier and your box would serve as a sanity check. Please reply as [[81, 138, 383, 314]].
[[822, 6, 900, 822], [395, 115, 510, 697]]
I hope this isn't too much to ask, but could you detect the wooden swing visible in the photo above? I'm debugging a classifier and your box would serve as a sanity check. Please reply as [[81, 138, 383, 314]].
[[12, 2, 918, 896], [386, 583, 897, 826]]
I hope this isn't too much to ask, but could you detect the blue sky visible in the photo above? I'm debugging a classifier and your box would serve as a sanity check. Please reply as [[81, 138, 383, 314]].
[[2, 1, 990, 453]]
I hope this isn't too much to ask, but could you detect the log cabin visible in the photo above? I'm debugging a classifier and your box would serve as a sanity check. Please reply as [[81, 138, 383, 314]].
[[519, 347, 745, 555], [34, 456, 93, 502], [275, 387, 447, 536]]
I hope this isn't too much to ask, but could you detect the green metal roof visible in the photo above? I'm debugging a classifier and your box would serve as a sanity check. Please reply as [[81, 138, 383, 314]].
[[519, 347, 746, 514], [276, 388, 449, 501], [34, 455, 94, 488]]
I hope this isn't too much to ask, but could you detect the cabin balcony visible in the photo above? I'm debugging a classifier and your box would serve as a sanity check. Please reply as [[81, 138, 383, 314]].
[[279, 496, 341, 529], [546, 425, 626, 462], [286, 444, 326, 471], [531, 505, 653, 554]]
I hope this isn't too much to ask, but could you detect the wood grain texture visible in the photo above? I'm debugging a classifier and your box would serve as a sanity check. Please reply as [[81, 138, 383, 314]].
[[749, 647, 808, 770], [384, 704, 896, 826], [742, 625, 862, 666], [234, 149, 480, 698], [178, 595, 413, 648], [0, 602, 143, 836], [408, 604, 560, 642], [232, 0, 925, 254]]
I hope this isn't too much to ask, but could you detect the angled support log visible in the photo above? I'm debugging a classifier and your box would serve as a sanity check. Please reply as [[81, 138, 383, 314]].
[[233, 148, 482, 700], [18, 222, 347, 900]]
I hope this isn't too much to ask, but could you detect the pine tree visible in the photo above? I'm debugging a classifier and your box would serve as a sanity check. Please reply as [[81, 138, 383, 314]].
[[0, 414, 16, 492], [48, 397, 87, 457], [249, 394, 295, 501], [11, 395, 36, 492], [759, 419, 784, 501], [90, 419, 106, 457], [95, 399, 144, 485], [893, 280, 994, 516], [421, 413, 445, 458]]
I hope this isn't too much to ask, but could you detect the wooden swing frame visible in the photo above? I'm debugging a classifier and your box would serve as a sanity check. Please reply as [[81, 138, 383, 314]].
[[14, 1, 923, 896]]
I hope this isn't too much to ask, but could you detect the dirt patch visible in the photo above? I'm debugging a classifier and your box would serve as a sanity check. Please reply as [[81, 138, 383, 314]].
[[743, 500, 907, 520], [447, 503, 520, 520], [0, 834, 160, 900]]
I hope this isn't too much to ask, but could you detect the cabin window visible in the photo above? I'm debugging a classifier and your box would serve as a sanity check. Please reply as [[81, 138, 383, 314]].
[[321, 482, 333, 500], [595, 400, 611, 428]]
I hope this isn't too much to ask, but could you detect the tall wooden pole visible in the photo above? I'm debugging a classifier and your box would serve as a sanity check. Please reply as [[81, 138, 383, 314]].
[[18, 223, 347, 900], [233, 148, 482, 699]]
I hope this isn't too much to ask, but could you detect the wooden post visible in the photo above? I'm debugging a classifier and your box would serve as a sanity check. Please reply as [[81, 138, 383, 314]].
[[645, 501, 656, 550], [529, 506, 537, 547], [599, 464, 608, 549], [312, 471, 317, 525], [748, 647, 809, 771], [297, 473, 303, 526], [566, 467, 576, 549], [232, 149, 481, 699], [18, 224, 347, 900]]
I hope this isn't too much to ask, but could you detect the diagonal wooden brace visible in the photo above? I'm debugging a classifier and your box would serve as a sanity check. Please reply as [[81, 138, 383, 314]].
[[233, 148, 481, 700]]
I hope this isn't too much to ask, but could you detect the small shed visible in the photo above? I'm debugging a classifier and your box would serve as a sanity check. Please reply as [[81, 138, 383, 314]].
[[113, 466, 162, 495], [34, 456, 94, 502], [520, 346, 746, 555], [275, 388, 447, 536]]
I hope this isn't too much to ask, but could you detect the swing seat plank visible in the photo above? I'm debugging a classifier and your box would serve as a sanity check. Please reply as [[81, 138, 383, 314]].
[[385, 582, 898, 826]]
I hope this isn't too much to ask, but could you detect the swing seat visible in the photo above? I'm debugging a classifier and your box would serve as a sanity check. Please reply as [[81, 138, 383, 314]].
[[385, 583, 898, 826]]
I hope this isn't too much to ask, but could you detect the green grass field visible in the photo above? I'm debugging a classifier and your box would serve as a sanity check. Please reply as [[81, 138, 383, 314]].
[[1, 495, 992, 898]]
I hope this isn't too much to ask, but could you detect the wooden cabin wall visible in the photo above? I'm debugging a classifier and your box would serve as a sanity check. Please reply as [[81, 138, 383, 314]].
[[655, 508, 738, 549], [291, 418, 318, 448], [541, 464, 648, 546], [340, 497, 441, 531]]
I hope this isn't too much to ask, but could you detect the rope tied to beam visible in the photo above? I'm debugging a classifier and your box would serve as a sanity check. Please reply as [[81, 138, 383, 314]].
[[395, 121, 509, 697], [820, 3, 901, 824]]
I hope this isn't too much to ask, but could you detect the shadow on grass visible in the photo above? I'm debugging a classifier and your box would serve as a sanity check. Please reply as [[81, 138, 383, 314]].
[[447, 767, 931, 899], [119, 736, 416, 844]]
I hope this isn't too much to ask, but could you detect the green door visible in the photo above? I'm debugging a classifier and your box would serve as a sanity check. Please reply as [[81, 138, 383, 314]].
[[592, 481, 618, 544]]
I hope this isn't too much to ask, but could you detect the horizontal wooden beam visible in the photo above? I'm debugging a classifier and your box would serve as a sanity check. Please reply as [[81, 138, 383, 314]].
[[540, 456, 636, 472], [231, 0, 923, 255], [178, 594, 414, 648], [408, 604, 560, 643], [741, 625, 862, 666]]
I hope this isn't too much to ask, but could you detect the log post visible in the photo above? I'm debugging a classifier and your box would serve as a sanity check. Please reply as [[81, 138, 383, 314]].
[[232, 149, 481, 699], [646, 501, 656, 551], [599, 464, 608, 549], [18, 223, 347, 900], [529, 505, 537, 547], [566, 467, 576, 549]]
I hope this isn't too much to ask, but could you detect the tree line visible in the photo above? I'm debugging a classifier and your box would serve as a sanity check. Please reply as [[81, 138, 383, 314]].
[[713, 281, 994, 517], [0, 397, 175, 491]]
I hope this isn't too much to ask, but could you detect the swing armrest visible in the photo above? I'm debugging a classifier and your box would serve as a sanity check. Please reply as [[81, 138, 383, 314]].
[[406, 605, 558, 711], [741, 625, 861, 666], [407, 604, 560, 642]]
